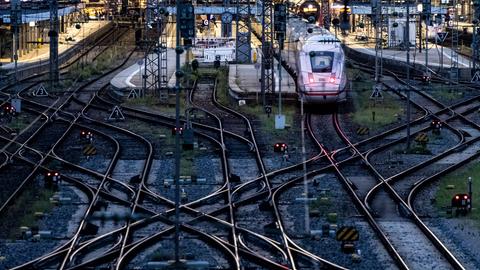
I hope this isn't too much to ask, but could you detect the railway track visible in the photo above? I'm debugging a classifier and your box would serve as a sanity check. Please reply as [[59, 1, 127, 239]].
[[317, 56, 480, 269], [1, 21, 480, 270]]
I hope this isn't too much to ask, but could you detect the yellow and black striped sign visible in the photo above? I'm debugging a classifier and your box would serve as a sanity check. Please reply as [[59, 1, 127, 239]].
[[83, 144, 97, 156], [415, 133, 429, 143], [356, 127, 369, 135], [336, 226, 359, 242]]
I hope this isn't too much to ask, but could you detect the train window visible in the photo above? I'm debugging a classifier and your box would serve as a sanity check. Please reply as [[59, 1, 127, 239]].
[[310, 51, 334, 73]]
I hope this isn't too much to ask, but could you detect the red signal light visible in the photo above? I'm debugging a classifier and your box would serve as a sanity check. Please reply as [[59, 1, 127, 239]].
[[54, 172, 59, 176], [455, 195, 460, 200], [464, 195, 468, 200], [47, 172, 51, 176]]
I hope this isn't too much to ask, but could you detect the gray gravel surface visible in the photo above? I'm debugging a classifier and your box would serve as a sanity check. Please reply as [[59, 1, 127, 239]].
[[146, 157, 223, 203], [277, 173, 396, 269], [128, 236, 230, 269], [414, 182, 480, 270], [0, 181, 87, 269]]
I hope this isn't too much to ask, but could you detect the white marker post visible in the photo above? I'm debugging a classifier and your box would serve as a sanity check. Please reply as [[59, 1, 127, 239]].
[[468, 176, 473, 212]]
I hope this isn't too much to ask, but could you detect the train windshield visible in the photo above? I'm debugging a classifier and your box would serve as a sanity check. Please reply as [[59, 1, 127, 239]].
[[309, 51, 334, 73]]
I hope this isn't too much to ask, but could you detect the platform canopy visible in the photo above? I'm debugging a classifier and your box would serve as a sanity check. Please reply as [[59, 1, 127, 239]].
[[1, 5, 83, 24]]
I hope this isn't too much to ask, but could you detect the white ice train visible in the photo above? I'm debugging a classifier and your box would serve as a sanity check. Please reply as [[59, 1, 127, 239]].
[[283, 19, 347, 103]]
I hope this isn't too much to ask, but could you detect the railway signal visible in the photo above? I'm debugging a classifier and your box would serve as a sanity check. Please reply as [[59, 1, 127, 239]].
[[1, 104, 16, 117], [80, 130, 94, 143], [274, 143, 288, 153], [45, 171, 61, 189], [178, 1, 195, 42], [451, 193, 471, 216], [430, 119, 442, 134], [422, 74, 431, 84], [191, 59, 199, 71], [274, 3, 287, 44], [172, 127, 183, 135], [214, 55, 221, 69]]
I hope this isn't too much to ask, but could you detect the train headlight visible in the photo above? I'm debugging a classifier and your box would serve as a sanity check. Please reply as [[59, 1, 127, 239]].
[[308, 73, 314, 83], [329, 74, 336, 83]]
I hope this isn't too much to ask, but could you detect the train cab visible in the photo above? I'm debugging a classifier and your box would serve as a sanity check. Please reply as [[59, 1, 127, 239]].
[[296, 32, 347, 103]]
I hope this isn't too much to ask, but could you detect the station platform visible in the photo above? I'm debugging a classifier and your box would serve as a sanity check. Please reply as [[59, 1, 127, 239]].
[[342, 32, 472, 79], [0, 20, 110, 70], [110, 49, 185, 92], [342, 33, 470, 68], [228, 59, 297, 100], [229, 23, 297, 100]]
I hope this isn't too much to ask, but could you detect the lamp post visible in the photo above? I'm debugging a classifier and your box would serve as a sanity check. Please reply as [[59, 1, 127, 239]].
[[418, 3, 422, 53], [406, 0, 412, 150], [174, 0, 182, 264]]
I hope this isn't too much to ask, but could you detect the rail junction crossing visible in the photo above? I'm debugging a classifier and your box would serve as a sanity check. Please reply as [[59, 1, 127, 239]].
[[0, 0, 480, 269]]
